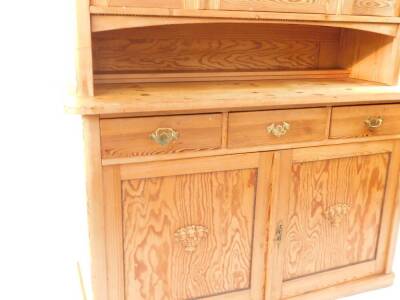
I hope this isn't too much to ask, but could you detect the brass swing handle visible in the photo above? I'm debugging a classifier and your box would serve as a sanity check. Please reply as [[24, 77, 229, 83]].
[[150, 128, 179, 145], [267, 122, 290, 137], [365, 116, 384, 129]]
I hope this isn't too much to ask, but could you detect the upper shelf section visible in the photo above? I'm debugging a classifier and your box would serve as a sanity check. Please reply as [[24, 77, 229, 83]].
[[75, 2, 400, 98]]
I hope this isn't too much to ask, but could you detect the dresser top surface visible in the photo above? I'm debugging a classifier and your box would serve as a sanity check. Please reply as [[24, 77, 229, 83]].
[[67, 78, 400, 115]]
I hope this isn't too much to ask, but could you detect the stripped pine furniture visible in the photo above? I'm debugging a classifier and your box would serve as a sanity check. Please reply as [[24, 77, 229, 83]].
[[70, 1, 400, 299]]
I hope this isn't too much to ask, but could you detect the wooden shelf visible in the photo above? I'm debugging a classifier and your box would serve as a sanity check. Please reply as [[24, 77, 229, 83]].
[[91, 14, 399, 36], [90, 6, 400, 36], [90, 6, 400, 23], [67, 78, 400, 115]]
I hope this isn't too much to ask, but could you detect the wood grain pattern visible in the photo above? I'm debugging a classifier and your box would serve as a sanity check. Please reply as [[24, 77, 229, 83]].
[[103, 166, 124, 300], [94, 0, 340, 13], [228, 108, 329, 148], [92, 24, 340, 74], [89, 5, 400, 23], [103, 134, 400, 166], [122, 168, 257, 300], [283, 153, 389, 281], [76, 0, 94, 96], [275, 141, 400, 298], [330, 104, 400, 139], [94, 38, 318, 72], [339, 29, 400, 85], [220, 0, 338, 14], [93, 70, 349, 84], [265, 151, 293, 300], [67, 78, 400, 116], [100, 114, 222, 158], [82, 116, 108, 300], [91, 15, 399, 36], [108, 0, 183, 8], [283, 273, 394, 300], [384, 141, 400, 273], [282, 260, 379, 298], [343, 0, 399, 16], [119, 153, 260, 180], [91, 0, 110, 5], [292, 140, 394, 163]]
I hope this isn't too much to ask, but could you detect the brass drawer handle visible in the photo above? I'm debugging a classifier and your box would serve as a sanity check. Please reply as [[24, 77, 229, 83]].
[[267, 122, 290, 137], [174, 225, 208, 252], [365, 116, 384, 129], [150, 128, 179, 145]]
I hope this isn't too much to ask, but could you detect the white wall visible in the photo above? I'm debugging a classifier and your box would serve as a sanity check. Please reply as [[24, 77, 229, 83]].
[[0, 1, 398, 299], [0, 1, 87, 299]]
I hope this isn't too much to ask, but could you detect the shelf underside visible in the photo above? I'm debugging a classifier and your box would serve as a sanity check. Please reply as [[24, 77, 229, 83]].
[[91, 14, 399, 36], [68, 78, 400, 115]]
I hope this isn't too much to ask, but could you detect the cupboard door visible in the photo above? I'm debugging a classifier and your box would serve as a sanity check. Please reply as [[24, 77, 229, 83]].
[[103, 153, 273, 300], [342, 0, 399, 16], [267, 141, 400, 299], [220, 0, 338, 14]]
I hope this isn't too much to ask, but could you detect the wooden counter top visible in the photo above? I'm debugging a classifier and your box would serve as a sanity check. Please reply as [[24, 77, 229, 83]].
[[67, 78, 400, 116]]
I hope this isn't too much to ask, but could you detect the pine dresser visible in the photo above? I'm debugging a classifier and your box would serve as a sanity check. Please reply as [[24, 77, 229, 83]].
[[68, 1, 400, 299]]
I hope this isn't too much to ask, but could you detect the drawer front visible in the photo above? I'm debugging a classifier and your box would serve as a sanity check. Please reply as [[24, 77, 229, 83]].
[[220, 0, 338, 14], [342, 0, 399, 16], [106, 0, 183, 8], [100, 114, 222, 158], [330, 104, 400, 139], [228, 108, 329, 148]]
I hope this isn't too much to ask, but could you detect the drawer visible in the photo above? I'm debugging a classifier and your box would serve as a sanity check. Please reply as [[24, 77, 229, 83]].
[[104, 0, 183, 8], [100, 114, 222, 159], [220, 0, 338, 14], [228, 108, 329, 148], [330, 104, 400, 139], [342, 0, 399, 17]]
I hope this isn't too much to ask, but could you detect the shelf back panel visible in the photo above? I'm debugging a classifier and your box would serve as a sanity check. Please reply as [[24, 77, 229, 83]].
[[92, 23, 340, 76]]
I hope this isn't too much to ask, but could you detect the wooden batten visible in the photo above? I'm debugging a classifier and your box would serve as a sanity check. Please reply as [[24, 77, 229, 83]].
[[93, 70, 350, 84], [89, 5, 400, 23], [91, 15, 398, 36], [76, 0, 94, 96]]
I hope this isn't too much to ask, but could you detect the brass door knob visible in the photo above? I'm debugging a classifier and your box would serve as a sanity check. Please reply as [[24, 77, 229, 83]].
[[267, 122, 290, 137], [365, 116, 384, 130], [150, 128, 179, 145]]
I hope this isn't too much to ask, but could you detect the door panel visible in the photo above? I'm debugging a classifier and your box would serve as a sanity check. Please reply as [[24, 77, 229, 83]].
[[123, 169, 256, 299], [267, 141, 400, 299], [284, 153, 388, 280], [103, 153, 272, 300]]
